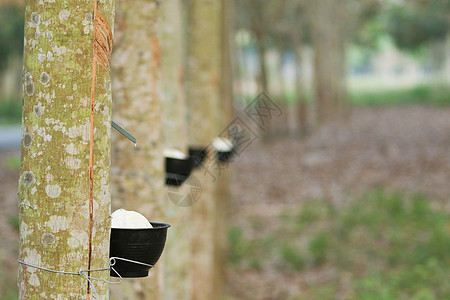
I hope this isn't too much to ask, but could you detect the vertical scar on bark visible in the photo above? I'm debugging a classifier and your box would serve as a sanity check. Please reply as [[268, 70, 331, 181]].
[[87, 4, 113, 299], [93, 10, 113, 70]]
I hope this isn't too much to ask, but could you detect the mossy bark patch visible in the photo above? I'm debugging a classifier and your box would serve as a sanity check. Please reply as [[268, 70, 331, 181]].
[[18, 0, 115, 298]]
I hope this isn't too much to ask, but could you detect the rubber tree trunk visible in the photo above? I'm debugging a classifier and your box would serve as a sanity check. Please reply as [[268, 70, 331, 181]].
[[273, 36, 286, 99], [160, 0, 192, 299], [255, 32, 268, 94], [213, 0, 234, 296], [185, 0, 222, 299], [220, 0, 234, 129], [110, 1, 164, 299], [311, 0, 332, 124], [329, 16, 348, 119], [310, 0, 347, 125], [161, 0, 188, 153], [292, 27, 308, 136], [18, 0, 115, 298]]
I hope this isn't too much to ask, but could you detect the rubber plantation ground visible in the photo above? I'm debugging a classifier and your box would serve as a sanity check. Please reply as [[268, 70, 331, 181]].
[[225, 105, 450, 300], [1, 105, 450, 299]]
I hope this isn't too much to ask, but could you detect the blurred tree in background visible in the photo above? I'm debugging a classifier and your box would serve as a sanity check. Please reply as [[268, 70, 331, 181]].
[[2, 0, 450, 125], [386, 0, 450, 51], [0, 3, 24, 124], [385, 0, 450, 83], [0, 4, 23, 71], [232, 0, 449, 133]]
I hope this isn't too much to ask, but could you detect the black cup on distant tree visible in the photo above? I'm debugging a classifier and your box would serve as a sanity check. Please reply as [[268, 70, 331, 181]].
[[212, 138, 235, 163], [188, 147, 208, 168], [164, 148, 193, 186]]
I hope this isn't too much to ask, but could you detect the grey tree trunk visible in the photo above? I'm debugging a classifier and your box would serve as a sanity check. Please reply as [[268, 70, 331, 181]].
[[160, 0, 192, 299], [110, 0, 164, 299], [18, 0, 115, 298], [255, 32, 269, 94], [185, 0, 223, 299], [292, 26, 308, 136], [213, 0, 234, 296], [310, 0, 347, 124], [161, 0, 188, 153]]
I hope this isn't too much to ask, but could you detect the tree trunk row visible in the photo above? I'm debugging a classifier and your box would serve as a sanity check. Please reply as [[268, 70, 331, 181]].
[[19, 0, 232, 299]]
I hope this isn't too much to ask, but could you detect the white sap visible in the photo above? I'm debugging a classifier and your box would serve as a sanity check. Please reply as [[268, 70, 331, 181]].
[[163, 148, 187, 159], [111, 209, 153, 229], [212, 138, 233, 151]]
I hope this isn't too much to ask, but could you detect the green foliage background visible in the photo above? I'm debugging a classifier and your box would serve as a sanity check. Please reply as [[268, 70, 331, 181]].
[[228, 191, 450, 299]]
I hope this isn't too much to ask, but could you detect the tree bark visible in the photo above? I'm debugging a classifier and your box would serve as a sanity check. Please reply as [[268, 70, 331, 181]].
[[185, 0, 222, 299], [160, 1, 192, 299], [18, 0, 115, 298], [161, 0, 188, 153], [220, 0, 234, 126], [213, 0, 234, 296], [110, 0, 164, 299]]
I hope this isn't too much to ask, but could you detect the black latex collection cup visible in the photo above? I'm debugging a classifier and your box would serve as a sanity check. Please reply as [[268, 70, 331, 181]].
[[165, 156, 193, 186], [188, 147, 207, 168], [110, 222, 171, 278]]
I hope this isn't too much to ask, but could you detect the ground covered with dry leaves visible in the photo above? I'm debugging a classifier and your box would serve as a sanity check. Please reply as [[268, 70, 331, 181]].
[[225, 106, 450, 300], [1, 105, 450, 299]]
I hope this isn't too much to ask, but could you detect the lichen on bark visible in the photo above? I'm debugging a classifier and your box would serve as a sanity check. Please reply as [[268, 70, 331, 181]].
[[18, 0, 115, 298]]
